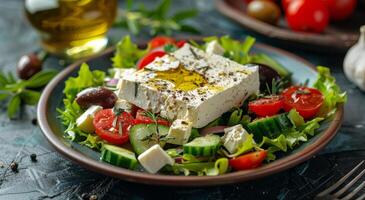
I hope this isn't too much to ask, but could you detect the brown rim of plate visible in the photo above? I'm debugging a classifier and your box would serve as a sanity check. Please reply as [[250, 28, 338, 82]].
[[215, 0, 359, 51], [37, 42, 343, 186]]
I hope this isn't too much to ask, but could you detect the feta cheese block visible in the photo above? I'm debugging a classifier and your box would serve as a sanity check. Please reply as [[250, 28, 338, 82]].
[[222, 124, 250, 154], [76, 105, 103, 133], [166, 119, 193, 145], [137, 144, 174, 174], [205, 40, 225, 56], [118, 43, 259, 128]]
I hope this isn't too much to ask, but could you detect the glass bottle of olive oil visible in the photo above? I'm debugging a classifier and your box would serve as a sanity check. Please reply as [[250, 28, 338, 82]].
[[25, 0, 117, 59]]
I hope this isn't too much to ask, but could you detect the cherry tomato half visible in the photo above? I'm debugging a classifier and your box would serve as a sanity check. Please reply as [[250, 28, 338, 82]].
[[321, 0, 357, 21], [286, 0, 329, 33], [93, 109, 134, 145], [149, 36, 175, 49], [175, 40, 187, 48], [134, 109, 170, 126], [137, 50, 166, 69], [248, 95, 283, 117], [229, 151, 267, 171], [282, 86, 324, 119]]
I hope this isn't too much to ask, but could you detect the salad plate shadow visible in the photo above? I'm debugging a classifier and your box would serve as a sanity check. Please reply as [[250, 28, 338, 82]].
[[37, 42, 343, 186]]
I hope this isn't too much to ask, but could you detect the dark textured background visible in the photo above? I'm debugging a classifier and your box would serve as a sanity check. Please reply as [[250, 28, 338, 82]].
[[0, 0, 364, 199]]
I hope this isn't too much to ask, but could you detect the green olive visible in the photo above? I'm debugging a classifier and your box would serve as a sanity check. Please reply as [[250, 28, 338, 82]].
[[246, 0, 281, 25]]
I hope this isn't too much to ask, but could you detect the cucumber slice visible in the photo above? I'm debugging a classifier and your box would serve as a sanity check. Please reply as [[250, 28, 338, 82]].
[[100, 144, 138, 170], [129, 124, 169, 155], [183, 134, 221, 156], [247, 113, 293, 141]]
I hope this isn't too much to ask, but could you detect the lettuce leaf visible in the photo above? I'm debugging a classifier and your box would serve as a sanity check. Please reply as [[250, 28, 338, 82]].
[[63, 63, 105, 100], [259, 117, 324, 161], [111, 35, 148, 68], [202, 35, 255, 64], [170, 158, 229, 176], [313, 66, 347, 117], [228, 134, 257, 158]]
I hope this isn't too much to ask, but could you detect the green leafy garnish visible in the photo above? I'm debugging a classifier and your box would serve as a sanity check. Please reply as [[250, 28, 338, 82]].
[[287, 109, 305, 127], [259, 117, 324, 161], [58, 63, 106, 150], [63, 63, 105, 100], [313, 66, 347, 117], [112, 35, 148, 68], [250, 53, 290, 77], [227, 108, 251, 127], [0, 70, 57, 118], [114, 0, 199, 36], [169, 158, 229, 176], [164, 44, 178, 53]]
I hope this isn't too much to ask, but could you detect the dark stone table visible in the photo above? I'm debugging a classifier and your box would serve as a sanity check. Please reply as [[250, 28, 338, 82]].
[[0, 1, 364, 199]]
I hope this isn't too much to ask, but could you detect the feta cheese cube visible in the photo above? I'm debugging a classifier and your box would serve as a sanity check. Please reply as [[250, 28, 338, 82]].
[[137, 144, 174, 174], [76, 105, 103, 133], [205, 40, 225, 56], [166, 119, 193, 145], [222, 124, 249, 154], [114, 99, 133, 113], [118, 44, 259, 128]]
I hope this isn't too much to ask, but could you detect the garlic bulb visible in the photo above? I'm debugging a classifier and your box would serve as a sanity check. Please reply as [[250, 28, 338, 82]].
[[343, 25, 365, 91]]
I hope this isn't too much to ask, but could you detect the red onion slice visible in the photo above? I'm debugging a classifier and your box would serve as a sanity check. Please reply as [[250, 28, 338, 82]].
[[106, 78, 119, 87]]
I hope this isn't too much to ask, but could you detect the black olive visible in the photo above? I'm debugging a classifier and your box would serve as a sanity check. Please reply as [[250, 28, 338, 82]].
[[16, 53, 42, 80], [76, 87, 117, 109], [257, 63, 281, 92], [10, 162, 18, 172], [30, 154, 37, 162]]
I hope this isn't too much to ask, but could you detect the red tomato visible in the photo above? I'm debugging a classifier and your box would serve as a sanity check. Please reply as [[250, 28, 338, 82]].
[[282, 0, 296, 11], [321, 0, 357, 21], [248, 95, 283, 117], [229, 151, 267, 171], [137, 50, 166, 69], [175, 40, 187, 48], [93, 109, 134, 145], [149, 36, 175, 49], [286, 0, 329, 33], [135, 109, 170, 126], [282, 86, 324, 119]]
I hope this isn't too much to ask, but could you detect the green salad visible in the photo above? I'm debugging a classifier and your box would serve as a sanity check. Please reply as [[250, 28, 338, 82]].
[[58, 35, 346, 176]]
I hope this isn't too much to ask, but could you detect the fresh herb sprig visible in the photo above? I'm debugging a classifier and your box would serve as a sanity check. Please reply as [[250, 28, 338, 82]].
[[114, 0, 199, 36], [265, 78, 289, 96], [0, 70, 57, 118]]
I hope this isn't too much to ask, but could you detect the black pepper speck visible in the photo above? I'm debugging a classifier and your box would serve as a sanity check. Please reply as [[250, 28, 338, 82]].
[[30, 154, 37, 162], [31, 118, 37, 126]]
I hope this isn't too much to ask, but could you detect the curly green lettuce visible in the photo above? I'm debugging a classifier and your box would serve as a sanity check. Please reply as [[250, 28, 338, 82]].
[[111, 35, 148, 68], [313, 66, 347, 117]]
